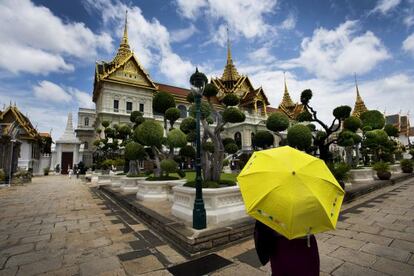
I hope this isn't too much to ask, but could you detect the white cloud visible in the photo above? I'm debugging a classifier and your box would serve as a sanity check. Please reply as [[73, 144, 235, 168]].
[[404, 14, 414, 27], [175, 0, 278, 43], [248, 46, 276, 64], [0, 0, 113, 75], [403, 33, 414, 57], [170, 24, 198, 43], [84, 0, 195, 86], [33, 81, 72, 103], [175, 0, 207, 19], [283, 21, 390, 80], [370, 0, 401, 15], [281, 13, 297, 30], [70, 88, 95, 109]]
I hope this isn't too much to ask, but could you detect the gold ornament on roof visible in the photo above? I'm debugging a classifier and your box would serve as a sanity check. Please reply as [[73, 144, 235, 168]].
[[352, 74, 368, 118], [279, 72, 295, 108], [113, 10, 132, 65], [221, 28, 240, 82]]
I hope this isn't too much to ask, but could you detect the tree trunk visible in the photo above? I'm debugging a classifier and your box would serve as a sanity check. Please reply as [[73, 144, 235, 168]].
[[353, 144, 360, 168], [128, 160, 139, 176], [152, 146, 161, 177], [345, 146, 353, 166]]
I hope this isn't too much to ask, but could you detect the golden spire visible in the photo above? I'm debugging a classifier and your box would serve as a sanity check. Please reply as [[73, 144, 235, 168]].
[[221, 27, 240, 82], [352, 74, 368, 118], [279, 72, 295, 108], [113, 10, 132, 64]]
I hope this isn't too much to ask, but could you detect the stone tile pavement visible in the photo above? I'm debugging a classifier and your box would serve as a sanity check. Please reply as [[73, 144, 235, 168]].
[[0, 175, 413, 275]]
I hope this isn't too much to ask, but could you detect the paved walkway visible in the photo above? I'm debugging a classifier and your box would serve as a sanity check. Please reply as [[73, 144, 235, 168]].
[[0, 176, 413, 275]]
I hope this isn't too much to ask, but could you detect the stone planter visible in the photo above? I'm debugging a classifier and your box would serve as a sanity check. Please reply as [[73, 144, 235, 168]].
[[120, 177, 146, 194], [136, 179, 186, 201], [390, 164, 402, 174], [110, 175, 123, 189], [171, 185, 247, 226], [350, 168, 374, 181], [97, 174, 111, 185]]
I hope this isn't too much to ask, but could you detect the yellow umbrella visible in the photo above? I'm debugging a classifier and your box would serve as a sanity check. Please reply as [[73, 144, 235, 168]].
[[237, 146, 345, 240]]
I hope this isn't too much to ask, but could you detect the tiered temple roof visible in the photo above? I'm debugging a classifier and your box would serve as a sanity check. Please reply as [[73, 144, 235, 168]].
[[351, 75, 368, 118], [276, 73, 304, 119], [0, 105, 40, 140]]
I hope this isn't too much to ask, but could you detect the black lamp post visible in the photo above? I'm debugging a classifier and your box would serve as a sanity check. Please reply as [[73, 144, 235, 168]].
[[190, 68, 208, 230]]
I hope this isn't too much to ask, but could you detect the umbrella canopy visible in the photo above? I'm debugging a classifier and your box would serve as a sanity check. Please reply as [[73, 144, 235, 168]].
[[237, 146, 345, 240]]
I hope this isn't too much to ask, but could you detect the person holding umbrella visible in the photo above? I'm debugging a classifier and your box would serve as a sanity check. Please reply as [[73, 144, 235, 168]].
[[237, 146, 345, 275]]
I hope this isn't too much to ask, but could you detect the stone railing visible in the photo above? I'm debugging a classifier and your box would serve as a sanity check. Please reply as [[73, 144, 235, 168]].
[[136, 179, 186, 201]]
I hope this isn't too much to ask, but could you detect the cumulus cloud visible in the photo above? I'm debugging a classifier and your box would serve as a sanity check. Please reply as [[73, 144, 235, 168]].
[[248, 46, 277, 64], [0, 0, 112, 75], [281, 13, 297, 30], [84, 0, 195, 86], [370, 0, 401, 15], [283, 21, 390, 80], [175, 0, 278, 44], [33, 81, 72, 103], [170, 24, 198, 43], [402, 33, 414, 57]]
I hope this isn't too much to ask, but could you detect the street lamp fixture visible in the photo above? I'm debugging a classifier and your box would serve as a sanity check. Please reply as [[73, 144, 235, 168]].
[[190, 67, 208, 230]]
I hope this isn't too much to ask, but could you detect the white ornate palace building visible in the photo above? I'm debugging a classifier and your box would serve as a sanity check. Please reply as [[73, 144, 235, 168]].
[[75, 16, 307, 166]]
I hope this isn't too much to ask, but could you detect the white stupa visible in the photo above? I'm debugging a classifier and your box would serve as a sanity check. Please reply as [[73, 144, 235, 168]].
[[51, 113, 83, 174]]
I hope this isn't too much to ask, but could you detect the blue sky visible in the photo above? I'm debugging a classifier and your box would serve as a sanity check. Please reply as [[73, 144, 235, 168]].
[[0, 0, 413, 140]]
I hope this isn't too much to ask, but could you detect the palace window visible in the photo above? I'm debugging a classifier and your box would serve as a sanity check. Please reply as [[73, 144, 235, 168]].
[[84, 117, 89, 126], [84, 142, 88, 149], [126, 102, 133, 113], [113, 100, 119, 112], [139, 103, 144, 113], [234, 132, 242, 149], [177, 105, 187, 118]]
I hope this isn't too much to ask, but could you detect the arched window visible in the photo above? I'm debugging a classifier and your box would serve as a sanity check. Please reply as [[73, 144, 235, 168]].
[[178, 105, 187, 118], [84, 117, 89, 126], [84, 142, 88, 149], [234, 132, 242, 149]]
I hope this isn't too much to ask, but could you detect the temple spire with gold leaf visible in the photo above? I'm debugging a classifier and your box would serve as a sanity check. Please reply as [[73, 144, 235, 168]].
[[221, 28, 240, 84], [113, 10, 132, 65], [352, 74, 368, 118], [279, 72, 295, 108]]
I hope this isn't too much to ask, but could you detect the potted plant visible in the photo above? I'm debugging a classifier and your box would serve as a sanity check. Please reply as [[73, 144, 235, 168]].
[[43, 168, 49, 176], [400, 159, 413, 173], [373, 162, 391, 180], [328, 162, 350, 189]]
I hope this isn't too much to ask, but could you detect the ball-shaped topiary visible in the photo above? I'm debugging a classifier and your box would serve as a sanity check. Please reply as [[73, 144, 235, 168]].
[[130, 111, 143, 123], [203, 83, 218, 97], [134, 120, 164, 147], [180, 117, 196, 134], [189, 102, 211, 120], [180, 145, 195, 158], [167, 129, 187, 148], [104, 127, 115, 138], [307, 124, 316, 131], [186, 132, 196, 142], [160, 159, 178, 176], [124, 142, 146, 161], [254, 131, 274, 149], [338, 130, 356, 147], [101, 121, 110, 128], [287, 124, 312, 151], [360, 110, 385, 130], [118, 124, 132, 139], [222, 137, 236, 146], [153, 91, 176, 115], [333, 106, 352, 120], [384, 124, 399, 137], [206, 116, 214, 124], [202, 141, 215, 153], [300, 89, 313, 105], [222, 107, 245, 123], [222, 94, 240, 107], [266, 113, 289, 132], [165, 107, 181, 125], [225, 143, 239, 154], [343, 116, 362, 132], [296, 111, 313, 122]]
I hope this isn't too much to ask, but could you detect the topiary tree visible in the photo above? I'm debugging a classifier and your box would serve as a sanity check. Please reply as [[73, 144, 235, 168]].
[[166, 128, 187, 158], [135, 120, 164, 177], [253, 130, 274, 149], [130, 111, 145, 129], [287, 124, 313, 151], [124, 141, 146, 176], [384, 124, 399, 137], [299, 89, 351, 161], [340, 116, 363, 167], [165, 107, 181, 130], [266, 112, 289, 145], [185, 74, 246, 181], [360, 110, 385, 130], [180, 145, 195, 169], [153, 91, 176, 132], [160, 159, 178, 176]]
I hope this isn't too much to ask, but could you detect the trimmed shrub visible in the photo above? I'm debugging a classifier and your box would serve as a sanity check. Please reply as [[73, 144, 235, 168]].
[[225, 143, 239, 154], [266, 113, 289, 132], [167, 129, 187, 148], [343, 116, 362, 132], [202, 141, 215, 153], [180, 145, 196, 158], [296, 111, 313, 122], [254, 131, 274, 149], [134, 120, 164, 147], [333, 106, 352, 120], [160, 159, 178, 176], [384, 124, 399, 137], [360, 110, 385, 130], [153, 91, 176, 115], [222, 107, 245, 123], [180, 117, 196, 133], [222, 94, 240, 106], [400, 159, 413, 173], [203, 83, 218, 97], [287, 124, 312, 151]]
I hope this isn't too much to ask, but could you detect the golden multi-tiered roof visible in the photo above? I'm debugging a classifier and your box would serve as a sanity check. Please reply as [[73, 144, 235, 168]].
[[277, 73, 304, 119], [351, 75, 368, 118], [221, 37, 241, 83], [92, 11, 157, 102]]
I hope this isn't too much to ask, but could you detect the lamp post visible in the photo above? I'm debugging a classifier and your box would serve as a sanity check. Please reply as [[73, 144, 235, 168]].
[[9, 139, 16, 187], [190, 68, 208, 230]]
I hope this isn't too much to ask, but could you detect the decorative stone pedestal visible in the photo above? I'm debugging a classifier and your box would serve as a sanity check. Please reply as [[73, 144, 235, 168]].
[[110, 175, 123, 189], [350, 168, 374, 181], [97, 174, 111, 185], [120, 177, 146, 194], [136, 179, 186, 201], [171, 185, 247, 226], [390, 164, 402, 174]]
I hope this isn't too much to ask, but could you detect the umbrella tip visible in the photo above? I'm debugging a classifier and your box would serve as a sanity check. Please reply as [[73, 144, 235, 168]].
[[292, 171, 296, 175]]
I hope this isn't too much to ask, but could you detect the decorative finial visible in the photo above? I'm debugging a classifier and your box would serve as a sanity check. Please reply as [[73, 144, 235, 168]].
[[226, 26, 232, 63]]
